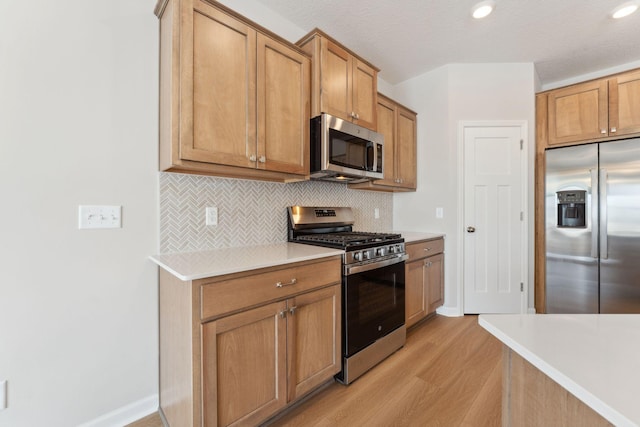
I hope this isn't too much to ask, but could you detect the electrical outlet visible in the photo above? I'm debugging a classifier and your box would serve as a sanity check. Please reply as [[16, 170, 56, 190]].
[[374, 208, 380, 219], [78, 205, 122, 229], [436, 207, 444, 219], [0, 379, 7, 410], [206, 207, 218, 226]]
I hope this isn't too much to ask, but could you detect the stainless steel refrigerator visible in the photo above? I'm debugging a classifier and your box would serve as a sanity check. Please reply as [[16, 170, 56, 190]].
[[545, 138, 640, 313]]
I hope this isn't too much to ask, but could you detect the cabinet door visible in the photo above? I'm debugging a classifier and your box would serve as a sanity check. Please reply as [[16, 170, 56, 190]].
[[352, 59, 377, 130], [609, 70, 640, 137], [426, 253, 444, 314], [187, 3, 257, 168], [202, 301, 287, 427], [257, 33, 310, 175], [374, 95, 397, 186], [320, 38, 352, 122], [287, 285, 341, 401], [396, 106, 417, 189], [547, 80, 608, 145], [405, 260, 427, 328]]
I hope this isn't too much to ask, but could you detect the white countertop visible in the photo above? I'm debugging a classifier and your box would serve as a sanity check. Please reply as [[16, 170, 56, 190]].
[[479, 314, 640, 427], [395, 231, 445, 243], [149, 243, 344, 281]]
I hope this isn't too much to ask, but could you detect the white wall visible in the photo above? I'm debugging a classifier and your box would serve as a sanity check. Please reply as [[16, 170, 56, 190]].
[[0, 1, 159, 426], [392, 63, 537, 315]]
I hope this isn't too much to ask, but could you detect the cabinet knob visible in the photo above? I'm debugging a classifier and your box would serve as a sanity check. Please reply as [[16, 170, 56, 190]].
[[611, 127, 617, 133], [249, 154, 257, 162], [259, 156, 266, 163], [289, 306, 297, 315], [279, 310, 287, 318], [467, 226, 476, 233]]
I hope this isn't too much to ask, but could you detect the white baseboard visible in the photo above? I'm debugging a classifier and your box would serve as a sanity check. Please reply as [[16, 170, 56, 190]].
[[436, 306, 463, 317], [78, 394, 158, 427]]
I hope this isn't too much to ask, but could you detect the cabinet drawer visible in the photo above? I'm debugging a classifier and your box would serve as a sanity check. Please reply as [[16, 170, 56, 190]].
[[406, 238, 444, 262], [200, 257, 341, 320]]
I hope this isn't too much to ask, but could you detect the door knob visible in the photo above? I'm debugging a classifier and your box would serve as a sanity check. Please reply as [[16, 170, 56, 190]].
[[467, 226, 476, 233]]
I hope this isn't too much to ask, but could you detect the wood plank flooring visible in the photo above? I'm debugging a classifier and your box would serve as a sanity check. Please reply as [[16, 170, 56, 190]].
[[128, 314, 502, 427]]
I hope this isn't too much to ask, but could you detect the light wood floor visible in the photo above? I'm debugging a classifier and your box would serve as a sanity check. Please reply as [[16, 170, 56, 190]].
[[128, 314, 502, 427]]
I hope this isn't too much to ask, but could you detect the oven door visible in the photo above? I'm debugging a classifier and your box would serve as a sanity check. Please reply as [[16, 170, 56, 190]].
[[343, 258, 405, 357]]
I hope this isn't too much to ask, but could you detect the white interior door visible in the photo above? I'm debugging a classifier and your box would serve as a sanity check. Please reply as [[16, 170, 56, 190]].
[[463, 124, 525, 313]]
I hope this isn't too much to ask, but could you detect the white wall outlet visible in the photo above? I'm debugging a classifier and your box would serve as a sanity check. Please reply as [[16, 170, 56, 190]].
[[78, 205, 122, 229], [436, 207, 444, 219], [374, 208, 380, 219], [0, 379, 7, 410], [206, 207, 218, 226]]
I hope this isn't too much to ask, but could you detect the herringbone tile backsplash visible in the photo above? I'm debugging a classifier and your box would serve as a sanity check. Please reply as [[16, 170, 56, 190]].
[[159, 173, 393, 253]]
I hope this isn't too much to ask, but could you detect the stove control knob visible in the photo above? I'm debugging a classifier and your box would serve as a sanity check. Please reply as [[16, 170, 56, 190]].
[[389, 245, 397, 254], [377, 247, 386, 256], [363, 251, 371, 260], [353, 252, 363, 262]]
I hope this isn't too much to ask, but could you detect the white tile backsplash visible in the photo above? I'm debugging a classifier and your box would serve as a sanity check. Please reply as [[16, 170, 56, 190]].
[[159, 173, 393, 253]]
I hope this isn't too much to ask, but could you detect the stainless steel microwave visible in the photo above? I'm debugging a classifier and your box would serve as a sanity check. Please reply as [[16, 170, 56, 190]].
[[310, 113, 384, 183]]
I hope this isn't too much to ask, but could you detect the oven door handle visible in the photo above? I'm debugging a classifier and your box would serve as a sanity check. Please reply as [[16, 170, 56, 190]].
[[344, 254, 408, 276]]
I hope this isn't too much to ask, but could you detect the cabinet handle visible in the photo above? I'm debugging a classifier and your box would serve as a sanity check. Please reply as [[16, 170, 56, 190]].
[[426, 261, 433, 267], [600, 129, 607, 134], [611, 127, 617, 133], [279, 310, 287, 318], [355, 113, 360, 120], [276, 278, 297, 288], [289, 306, 297, 315], [259, 156, 266, 163], [424, 247, 432, 252], [249, 154, 257, 162]]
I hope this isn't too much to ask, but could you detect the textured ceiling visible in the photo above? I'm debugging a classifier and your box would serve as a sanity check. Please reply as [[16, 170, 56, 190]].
[[255, 0, 640, 86]]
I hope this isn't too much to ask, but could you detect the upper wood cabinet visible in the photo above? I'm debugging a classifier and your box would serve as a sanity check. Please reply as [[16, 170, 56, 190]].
[[350, 94, 417, 192], [540, 68, 640, 148], [297, 29, 379, 131], [156, 0, 310, 182], [610, 69, 640, 137]]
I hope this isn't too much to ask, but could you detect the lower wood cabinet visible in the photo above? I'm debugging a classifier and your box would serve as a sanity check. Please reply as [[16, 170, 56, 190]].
[[405, 238, 444, 328], [159, 256, 342, 427]]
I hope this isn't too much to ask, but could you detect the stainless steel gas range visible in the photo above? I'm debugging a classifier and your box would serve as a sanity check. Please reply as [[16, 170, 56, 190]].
[[287, 206, 407, 384]]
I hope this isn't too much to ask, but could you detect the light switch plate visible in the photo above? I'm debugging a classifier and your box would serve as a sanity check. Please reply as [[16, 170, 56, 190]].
[[436, 207, 444, 219], [78, 205, 122, 229]]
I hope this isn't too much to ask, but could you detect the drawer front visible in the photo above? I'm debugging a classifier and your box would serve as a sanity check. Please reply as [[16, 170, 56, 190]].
[[406, 238, 444, 262], [201, 257, 341, 320]]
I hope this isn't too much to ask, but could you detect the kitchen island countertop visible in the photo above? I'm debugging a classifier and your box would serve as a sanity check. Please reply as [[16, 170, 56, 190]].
[[479, 314, 640, 427], [150, 243, 344, 281]]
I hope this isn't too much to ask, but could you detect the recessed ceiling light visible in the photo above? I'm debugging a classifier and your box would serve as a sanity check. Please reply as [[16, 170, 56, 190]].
[[472, 1, 496, 19], [611, 1, 639, 19]]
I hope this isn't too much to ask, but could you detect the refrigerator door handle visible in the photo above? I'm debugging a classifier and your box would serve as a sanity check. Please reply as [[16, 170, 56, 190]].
[[590, 168, 599, 259], [600, 168, 608, 260]]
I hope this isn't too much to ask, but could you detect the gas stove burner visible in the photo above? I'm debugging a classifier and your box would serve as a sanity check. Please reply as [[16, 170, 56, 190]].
[[296, 232, 402, 247]]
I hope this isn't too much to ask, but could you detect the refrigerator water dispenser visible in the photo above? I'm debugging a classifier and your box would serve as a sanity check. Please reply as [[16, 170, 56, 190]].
[[556, 190, 586, 228]]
